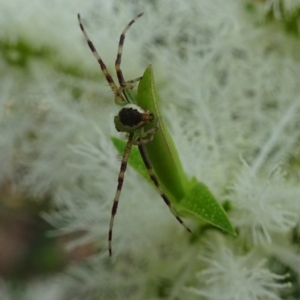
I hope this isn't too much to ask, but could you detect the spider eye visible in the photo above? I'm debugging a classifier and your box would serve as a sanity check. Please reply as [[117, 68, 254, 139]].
[[116, 104, 154, 132]]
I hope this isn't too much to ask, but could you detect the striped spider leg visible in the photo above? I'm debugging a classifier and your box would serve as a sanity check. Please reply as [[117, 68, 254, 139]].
[[77, 12, 143, 105], [78, 13, 191, 256]]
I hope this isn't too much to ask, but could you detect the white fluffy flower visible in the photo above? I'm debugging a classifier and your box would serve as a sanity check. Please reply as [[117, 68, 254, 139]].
[[264, 0, 300, 19], [230, 166, 299, 244], [1, 0, 300, 299], [187, 234, 290, 300]]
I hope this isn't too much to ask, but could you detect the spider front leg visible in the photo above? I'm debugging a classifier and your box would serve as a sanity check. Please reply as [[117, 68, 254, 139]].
[[122, 76, 143, 90], [77, 13, 126, 105], [115, 12, 144, 87]]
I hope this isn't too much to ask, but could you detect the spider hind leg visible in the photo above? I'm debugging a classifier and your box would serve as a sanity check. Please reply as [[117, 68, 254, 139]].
[[138, 144, 192, 234]]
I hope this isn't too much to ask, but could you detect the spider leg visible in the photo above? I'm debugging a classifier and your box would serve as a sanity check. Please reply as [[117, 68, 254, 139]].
[[108, 133, 134, 256], [122, 76, 143, 90], [115, 75, 142, 102], [138, 144, 192, 234], [125, 76, 142, 86], [77, 13, 125, 104], [115, 12, 144, 87], [132, 122, 160, 146]]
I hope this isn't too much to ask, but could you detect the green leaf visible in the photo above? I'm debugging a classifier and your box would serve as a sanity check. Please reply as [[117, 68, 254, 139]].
[[180, 179, 236, 235], [136, 65, 189, 201], [111, 65, 236, 237]]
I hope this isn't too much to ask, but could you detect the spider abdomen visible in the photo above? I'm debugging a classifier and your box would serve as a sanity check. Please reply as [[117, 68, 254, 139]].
[[115, 103, 154, 132]]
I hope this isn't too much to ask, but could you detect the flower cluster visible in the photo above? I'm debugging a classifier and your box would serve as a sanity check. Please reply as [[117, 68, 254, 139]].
[[0, 0, 300, 299]]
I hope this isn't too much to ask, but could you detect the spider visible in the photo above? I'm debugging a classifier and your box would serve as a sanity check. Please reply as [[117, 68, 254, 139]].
[[77, 12, 192, 256]]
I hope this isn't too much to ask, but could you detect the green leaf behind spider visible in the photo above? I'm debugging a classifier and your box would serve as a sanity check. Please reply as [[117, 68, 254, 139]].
[[136, 65, 189, 202], [111, 65, 236, 236], [180, 179, 236, 235]]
